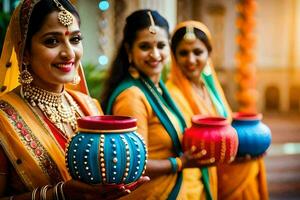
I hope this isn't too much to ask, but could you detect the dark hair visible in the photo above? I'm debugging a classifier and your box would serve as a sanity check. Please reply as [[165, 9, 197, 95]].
[[101, 9, 169, 109], [171, 27, 212, 55], [25, 0, 80, 50]]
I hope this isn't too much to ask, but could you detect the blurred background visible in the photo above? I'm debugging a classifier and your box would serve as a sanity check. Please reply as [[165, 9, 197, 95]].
[[1, 0, 300, 199]]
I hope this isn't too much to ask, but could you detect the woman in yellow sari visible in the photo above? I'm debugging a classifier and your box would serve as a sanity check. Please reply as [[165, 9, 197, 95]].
[[166, 20, 269, 200], [0, 0, 147, 199]]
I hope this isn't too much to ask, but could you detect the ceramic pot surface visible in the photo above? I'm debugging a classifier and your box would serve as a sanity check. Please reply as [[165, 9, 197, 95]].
[[232, 112, 272, 158], [183, 115, 238, 165], [66, 115, 147, 184]]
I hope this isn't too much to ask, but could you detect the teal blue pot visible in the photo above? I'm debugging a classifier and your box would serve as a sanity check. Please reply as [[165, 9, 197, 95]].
[[232, 113, 272, 158], [66, 116, 147, 184]]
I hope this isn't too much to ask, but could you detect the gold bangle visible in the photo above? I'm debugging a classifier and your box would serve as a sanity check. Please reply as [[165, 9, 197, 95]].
[[59, 182, 66, 200], [31, 187, 39, 200], [54, 182, 63, 200], [40, 185, 51, 200], [175, 157, 183, 172]]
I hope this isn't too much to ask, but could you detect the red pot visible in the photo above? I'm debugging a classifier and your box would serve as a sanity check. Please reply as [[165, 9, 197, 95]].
[[183, 115, 238, 165]]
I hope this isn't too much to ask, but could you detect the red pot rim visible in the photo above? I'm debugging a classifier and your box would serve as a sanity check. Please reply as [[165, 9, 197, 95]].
[[77, 115, 137, 130], [232, 112, 262, 121], [191, 115, 228, 126]]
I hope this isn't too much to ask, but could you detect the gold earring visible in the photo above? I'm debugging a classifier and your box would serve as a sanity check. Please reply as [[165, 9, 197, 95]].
[[72, 73, 81, 85], [18, 63, 33, 85], [128, 65, 140, 79]]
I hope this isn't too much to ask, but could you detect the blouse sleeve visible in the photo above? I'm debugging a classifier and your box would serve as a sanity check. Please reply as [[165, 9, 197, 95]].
[[112, 86, 152, 145]]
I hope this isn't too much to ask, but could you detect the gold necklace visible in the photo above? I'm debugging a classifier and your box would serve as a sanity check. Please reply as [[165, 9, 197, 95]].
[[21, 84, 81, 138]]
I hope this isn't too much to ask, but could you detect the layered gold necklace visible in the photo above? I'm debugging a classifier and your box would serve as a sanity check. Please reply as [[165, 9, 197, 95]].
[[21, 84, 81, 138]]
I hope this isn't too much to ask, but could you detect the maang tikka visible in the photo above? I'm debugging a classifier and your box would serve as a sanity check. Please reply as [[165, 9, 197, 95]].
[[147, 11, 158, 34], [53, 0, 74, 27], [183, 26, 197, 42]]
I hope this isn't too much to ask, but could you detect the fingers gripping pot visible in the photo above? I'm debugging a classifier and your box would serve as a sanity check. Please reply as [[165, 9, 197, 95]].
[[66, 116, 148, 184]]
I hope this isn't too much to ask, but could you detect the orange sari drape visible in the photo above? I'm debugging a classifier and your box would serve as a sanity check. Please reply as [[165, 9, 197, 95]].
[[167, 20, 269, 200]]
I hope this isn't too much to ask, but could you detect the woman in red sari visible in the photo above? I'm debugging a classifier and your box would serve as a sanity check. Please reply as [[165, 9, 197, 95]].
[[0, 0, 147, 199]]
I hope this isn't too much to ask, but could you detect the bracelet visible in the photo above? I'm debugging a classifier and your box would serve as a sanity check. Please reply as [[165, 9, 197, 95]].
[[168, 157, 178, 173], [31, 187, 39, 200], [40, 185, 51, 200], [175, 157, 183, 172], [59, 182, 66, 200], [54, 182, 63, 200]]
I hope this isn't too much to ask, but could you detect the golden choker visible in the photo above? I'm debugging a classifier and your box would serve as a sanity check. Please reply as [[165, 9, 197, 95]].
[[21, 84, 81, 138]]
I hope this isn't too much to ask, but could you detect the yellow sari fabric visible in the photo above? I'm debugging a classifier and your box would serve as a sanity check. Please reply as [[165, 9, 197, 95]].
[[111, 86, 188, 200], [166, 81, 219, 200], [0, 90, 102, 190], [167, 20, 269, 200], [217, 158, 268, 200]]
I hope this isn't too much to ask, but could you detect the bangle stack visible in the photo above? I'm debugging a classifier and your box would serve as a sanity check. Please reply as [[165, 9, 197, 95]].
[[168, 157, 183, 173], [31, 182, 66, 200], [40, 185, 51, 200], [53, 182, 66, 200]]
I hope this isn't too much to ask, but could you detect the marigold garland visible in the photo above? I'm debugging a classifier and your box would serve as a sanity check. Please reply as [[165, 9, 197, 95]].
[[235, 0, 258, 113]]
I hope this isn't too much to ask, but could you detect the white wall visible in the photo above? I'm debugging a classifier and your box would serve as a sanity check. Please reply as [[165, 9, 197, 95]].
[[77, 0, 100, 66], [256, 0, 292, 68], [201, 0, 237, 69]]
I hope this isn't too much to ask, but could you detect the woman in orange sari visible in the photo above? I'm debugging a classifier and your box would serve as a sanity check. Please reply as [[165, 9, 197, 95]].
[[102, 10, 210, 200], [166, 21, 268, 200], [0, 0, 147, 199]]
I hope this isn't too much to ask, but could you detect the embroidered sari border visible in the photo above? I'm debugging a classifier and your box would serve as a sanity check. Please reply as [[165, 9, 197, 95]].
[[0, 99, 63, 187]]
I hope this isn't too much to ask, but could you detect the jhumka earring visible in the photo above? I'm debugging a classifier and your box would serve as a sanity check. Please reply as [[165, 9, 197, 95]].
[[183, 26, 197, 42], [18, 63, 33, 85], [53, 0, 74, 27], [147, 11, 158, 34]]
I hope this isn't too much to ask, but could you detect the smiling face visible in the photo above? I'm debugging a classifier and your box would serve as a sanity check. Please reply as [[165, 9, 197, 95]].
[[128, 26, 169, 84], [175, 38, 209, 82], [24, 11, 83, 92]]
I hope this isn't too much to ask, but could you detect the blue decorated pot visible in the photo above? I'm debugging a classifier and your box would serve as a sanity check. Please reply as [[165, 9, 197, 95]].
[[66, 115, 147, 184], [232, 113, 272, 158]]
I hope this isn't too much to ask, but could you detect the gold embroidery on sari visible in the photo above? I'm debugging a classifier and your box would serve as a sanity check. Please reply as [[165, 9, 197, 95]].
[[0, 100, 63, 184]]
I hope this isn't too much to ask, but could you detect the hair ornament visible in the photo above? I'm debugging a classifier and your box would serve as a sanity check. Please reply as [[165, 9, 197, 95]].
[[147, 11, 158, 34], [183, 26, 197, 42], [53, 0, 74, 27]]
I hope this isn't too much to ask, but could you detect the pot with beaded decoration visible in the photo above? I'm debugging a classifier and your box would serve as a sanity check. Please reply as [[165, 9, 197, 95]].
[[66, 115, 147, 184]]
